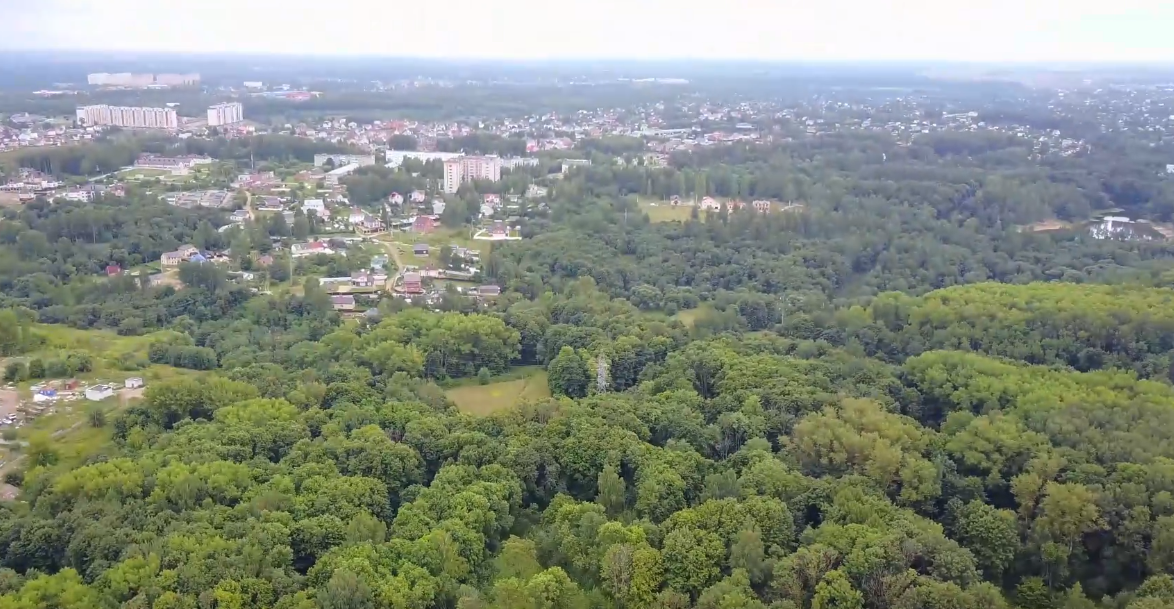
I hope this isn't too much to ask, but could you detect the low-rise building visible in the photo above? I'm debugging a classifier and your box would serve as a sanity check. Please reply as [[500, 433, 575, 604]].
[[85, 384, 114, 401], [402, 272, 423, 294]]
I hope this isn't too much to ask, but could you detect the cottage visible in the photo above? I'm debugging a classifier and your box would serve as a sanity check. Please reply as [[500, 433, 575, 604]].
[[752, 200, 772, 213], [413, 216, 437, 234], [302, 199, 329, 220], [700, 196, 720, 211], [160, 251, 184, 267], [125, 377, 144, 389], [409, 190, 427, 203], [403, 272, 423, 294], [483, 193, 502, 207], [331, 295, 356, 311], [477, 285, 502, 297], [351, 270, 372, 287], [291, 241, 334, 257], [85, 384, 114, 401], [413, 243, 430, 256], [105, 264, 122, 276], [388, 192, 404, 205]]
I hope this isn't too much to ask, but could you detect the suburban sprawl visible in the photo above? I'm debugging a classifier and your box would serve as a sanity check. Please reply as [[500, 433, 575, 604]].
[[5, 58, 1174, 609]]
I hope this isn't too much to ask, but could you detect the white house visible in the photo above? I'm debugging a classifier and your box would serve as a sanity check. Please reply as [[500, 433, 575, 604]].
[[125, 377, 144, 389], [85, 384, 114, 401], [302, 199, 329, 220]]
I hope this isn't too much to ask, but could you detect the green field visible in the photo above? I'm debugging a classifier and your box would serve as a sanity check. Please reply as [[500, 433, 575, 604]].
[[15, 324, 201, 385], [445, 369, 550, 415], [641, 202, 695, 223], [118, 167, 170, 179]]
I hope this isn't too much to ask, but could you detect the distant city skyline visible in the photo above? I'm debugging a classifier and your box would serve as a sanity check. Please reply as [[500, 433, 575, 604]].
[[7, 0, 1174, 63]]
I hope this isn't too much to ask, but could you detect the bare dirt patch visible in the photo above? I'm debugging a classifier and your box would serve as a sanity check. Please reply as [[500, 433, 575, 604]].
[[0, 389, 18, 418], [1022, 219, 1072, 232]]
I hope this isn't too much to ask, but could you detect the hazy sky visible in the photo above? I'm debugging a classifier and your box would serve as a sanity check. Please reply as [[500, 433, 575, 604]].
[[6, 0, 1174, 63]]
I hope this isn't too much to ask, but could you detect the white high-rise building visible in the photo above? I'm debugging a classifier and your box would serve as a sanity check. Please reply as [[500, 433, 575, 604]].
[[207, 102, 244, 127], [76, 105, 179, 130], [442, 156, 502, 194]]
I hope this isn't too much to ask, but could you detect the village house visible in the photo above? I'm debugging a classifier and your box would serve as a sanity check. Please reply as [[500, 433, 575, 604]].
[[476, 285, 502, 297], [388, 192, 404, 205], [291, 241, 335, 257], [402, 272, 423, 294], [700, 196, 721, 211], [351, 270, 373, 287], [752, 200, 772, 213], [256, 196, 284, 212], [409, 190, 427, 203], [302, 199, 329, 220], [331, 295, 356, 311], [413, 216, 437, 234], [413, 243, 429, 256], [160, 244, 200, 267], [125, 377, 144, 389], [432, 199, 446, 215], [105, 264, 122, 276], [526, 184, 548, 199], [483, 193, 502, 208]]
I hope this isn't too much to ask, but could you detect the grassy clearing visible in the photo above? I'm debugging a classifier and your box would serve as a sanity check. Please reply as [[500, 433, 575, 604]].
[[672, 305, 715, 328], [445, 368, 551, 415], [641, 202, 695, 223], [118, 167, 169, 179], [15, 324, 202, 389]]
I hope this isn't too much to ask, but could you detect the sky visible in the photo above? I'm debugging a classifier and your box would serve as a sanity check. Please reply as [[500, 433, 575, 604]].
[[5, 0, 1174, 63]]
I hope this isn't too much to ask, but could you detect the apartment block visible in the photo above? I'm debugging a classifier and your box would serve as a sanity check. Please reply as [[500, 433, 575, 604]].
[[76, 105, 179, 130], [207, 102, 244, 126], [442, 156, 502, 194]]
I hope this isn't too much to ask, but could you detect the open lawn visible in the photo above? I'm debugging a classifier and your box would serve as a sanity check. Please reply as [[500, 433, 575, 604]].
[[641, 202, 695, 223], [445, 369, 550, 415]]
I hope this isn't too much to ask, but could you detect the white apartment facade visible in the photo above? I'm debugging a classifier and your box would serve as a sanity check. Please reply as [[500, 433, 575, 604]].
[[207, 102, 244, 126], [443, 156, 503, 193], [76, 105, 179, 130]]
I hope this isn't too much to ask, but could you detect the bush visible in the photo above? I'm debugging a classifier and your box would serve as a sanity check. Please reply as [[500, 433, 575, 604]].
[[88, 406, 107, 428], [3, 470, 22, 487], [477, 367, 492, 385]]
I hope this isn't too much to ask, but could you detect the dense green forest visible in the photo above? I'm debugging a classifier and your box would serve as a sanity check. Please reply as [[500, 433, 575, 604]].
[[6, 121, 1174, 609]]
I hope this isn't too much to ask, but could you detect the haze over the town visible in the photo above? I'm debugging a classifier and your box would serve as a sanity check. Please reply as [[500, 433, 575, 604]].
[[7, 0, 1174, 63]]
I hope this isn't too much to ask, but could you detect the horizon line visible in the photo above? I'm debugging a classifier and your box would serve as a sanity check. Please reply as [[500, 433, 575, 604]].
[[4, 48, 1174, 68]]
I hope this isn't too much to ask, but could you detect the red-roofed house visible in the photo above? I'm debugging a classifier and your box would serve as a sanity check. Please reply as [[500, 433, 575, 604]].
[[402, 272, 423, 294], [105, 264, 122, 276], [413, 216, 437, 234]]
